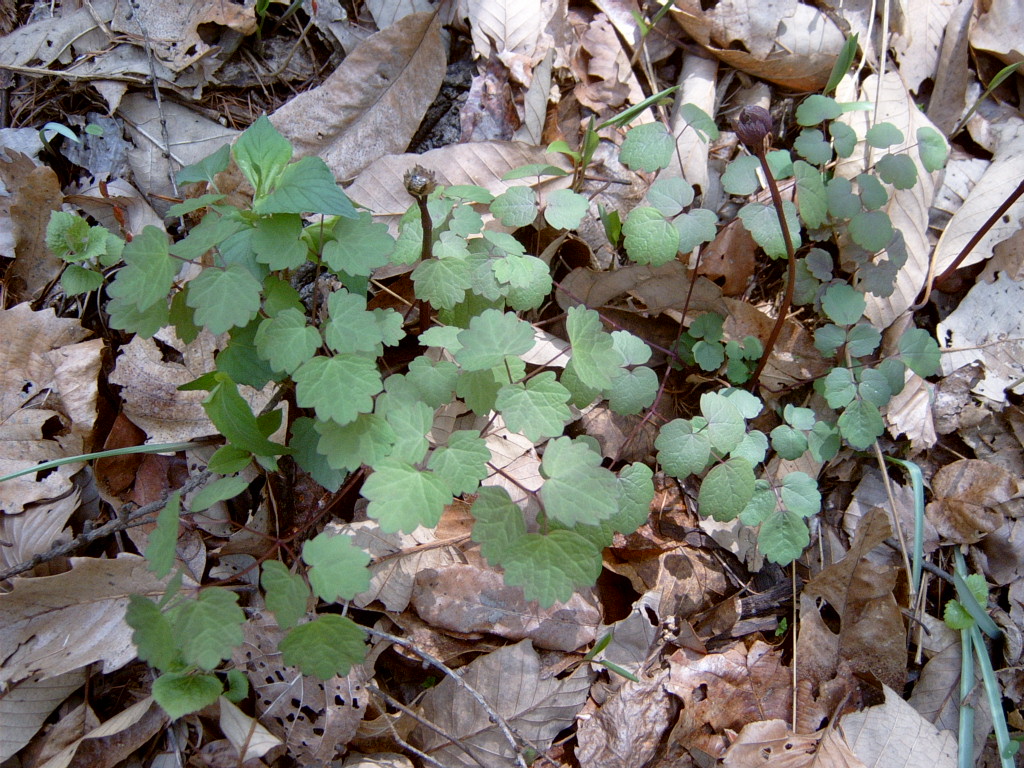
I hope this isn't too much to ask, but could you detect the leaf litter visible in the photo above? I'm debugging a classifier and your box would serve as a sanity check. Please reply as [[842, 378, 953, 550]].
[[1, 0, 1023, 766]]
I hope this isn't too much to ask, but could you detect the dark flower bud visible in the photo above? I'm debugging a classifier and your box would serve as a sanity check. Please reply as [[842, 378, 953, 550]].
[[403, 165, 437, 199], [736, 106, 773, 151]]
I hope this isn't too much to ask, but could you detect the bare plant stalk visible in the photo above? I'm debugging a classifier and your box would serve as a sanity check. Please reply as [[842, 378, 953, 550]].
[[735, 107, 798, 390]]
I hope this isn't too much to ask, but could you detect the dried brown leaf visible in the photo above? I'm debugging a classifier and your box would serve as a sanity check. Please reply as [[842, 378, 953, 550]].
[[723, 719, 866, 767], [575, 668, 676, 768], [347, 141, 571, 221], [0, 152, 63, 302], [233, 617, 367, 764], [411, 562, 600, 651], [412, 640, 592, 768], [835, 72, 943, 330], [932, 122, 1024, 276], [271, 12, 446, 182], [0, 555, 169, 685], [841, 685, 957, 768], [0, 670, 87, 762], [670, 0, 846, 91], [108, 329, 271, 444], [36, 696, 166, 768], [926, 458, 1021, 544], [664, 640, 792, 758], [797, 508, 906, 691]]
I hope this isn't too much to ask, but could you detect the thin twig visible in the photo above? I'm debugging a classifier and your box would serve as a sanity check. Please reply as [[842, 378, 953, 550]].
[[0, 472, 209, 581], [366, 682, 488, 768], [365, 627, 528, 768]]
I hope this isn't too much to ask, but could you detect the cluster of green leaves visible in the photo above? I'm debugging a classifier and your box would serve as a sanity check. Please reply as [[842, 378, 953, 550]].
[[609, 88, 946, 565], [676, 312, 763, 384], [48, 116, 665, 718], [47, 73, 951, 718]]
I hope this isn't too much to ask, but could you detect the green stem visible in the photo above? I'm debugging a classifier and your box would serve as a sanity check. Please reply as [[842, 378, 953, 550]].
[[0, 441, 207, 484]]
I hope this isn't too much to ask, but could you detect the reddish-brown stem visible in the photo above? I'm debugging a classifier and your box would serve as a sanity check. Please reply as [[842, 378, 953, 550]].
[[913, 176, 1024, 308], [747, 148, 798, 390]]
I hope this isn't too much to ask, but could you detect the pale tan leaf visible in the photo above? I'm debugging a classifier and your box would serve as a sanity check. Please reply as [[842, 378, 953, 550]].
[[109, 0, 255, 74], [218, 696, 283, 762], [0, 4, 105, 68], [466, 0, 544, 61], [0, 555, 169, 685], [969, 0, 1024, 64], [664, 53, 717, 194], [891, 0, 965, 92], [108, 328, 272, 444], [723, 720, 867, 767], [932, 122, 1024, 276], [0, 304, 96, 515], [64, 178, 164, 237], [411, 561, 600, 651], [670, 0, 846, 91], [908, 638, 991, 763], [0, 490, 79, 570], [119, 94, 240, 210], [938, 272, 1024, 402], [364, 0, 433, 28], [0, 669, 86, 762], [482, 418, 543, 514], [347, 141, 571, 220], [36, 696, 165, 768], [412, 639, 593, 768], [835, 72, 944, 329], [342, 753, 414, 768], [886, 371, 937, 449], [841, 685, 957, 768], [270, 12, 446, 182]]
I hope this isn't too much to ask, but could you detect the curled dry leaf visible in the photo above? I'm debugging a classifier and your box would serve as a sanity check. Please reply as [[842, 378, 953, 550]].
[[885, 371, 937, 449], [926, 458, 1022, 544], [411, 562, 600, 651], [35, 697, 166, 768], [218, 696, 283, 763], [670, 0, 846, 91], [932, 121, 1024, 277], [664, 639, 792, 758], [575, 668, 675, 768]]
